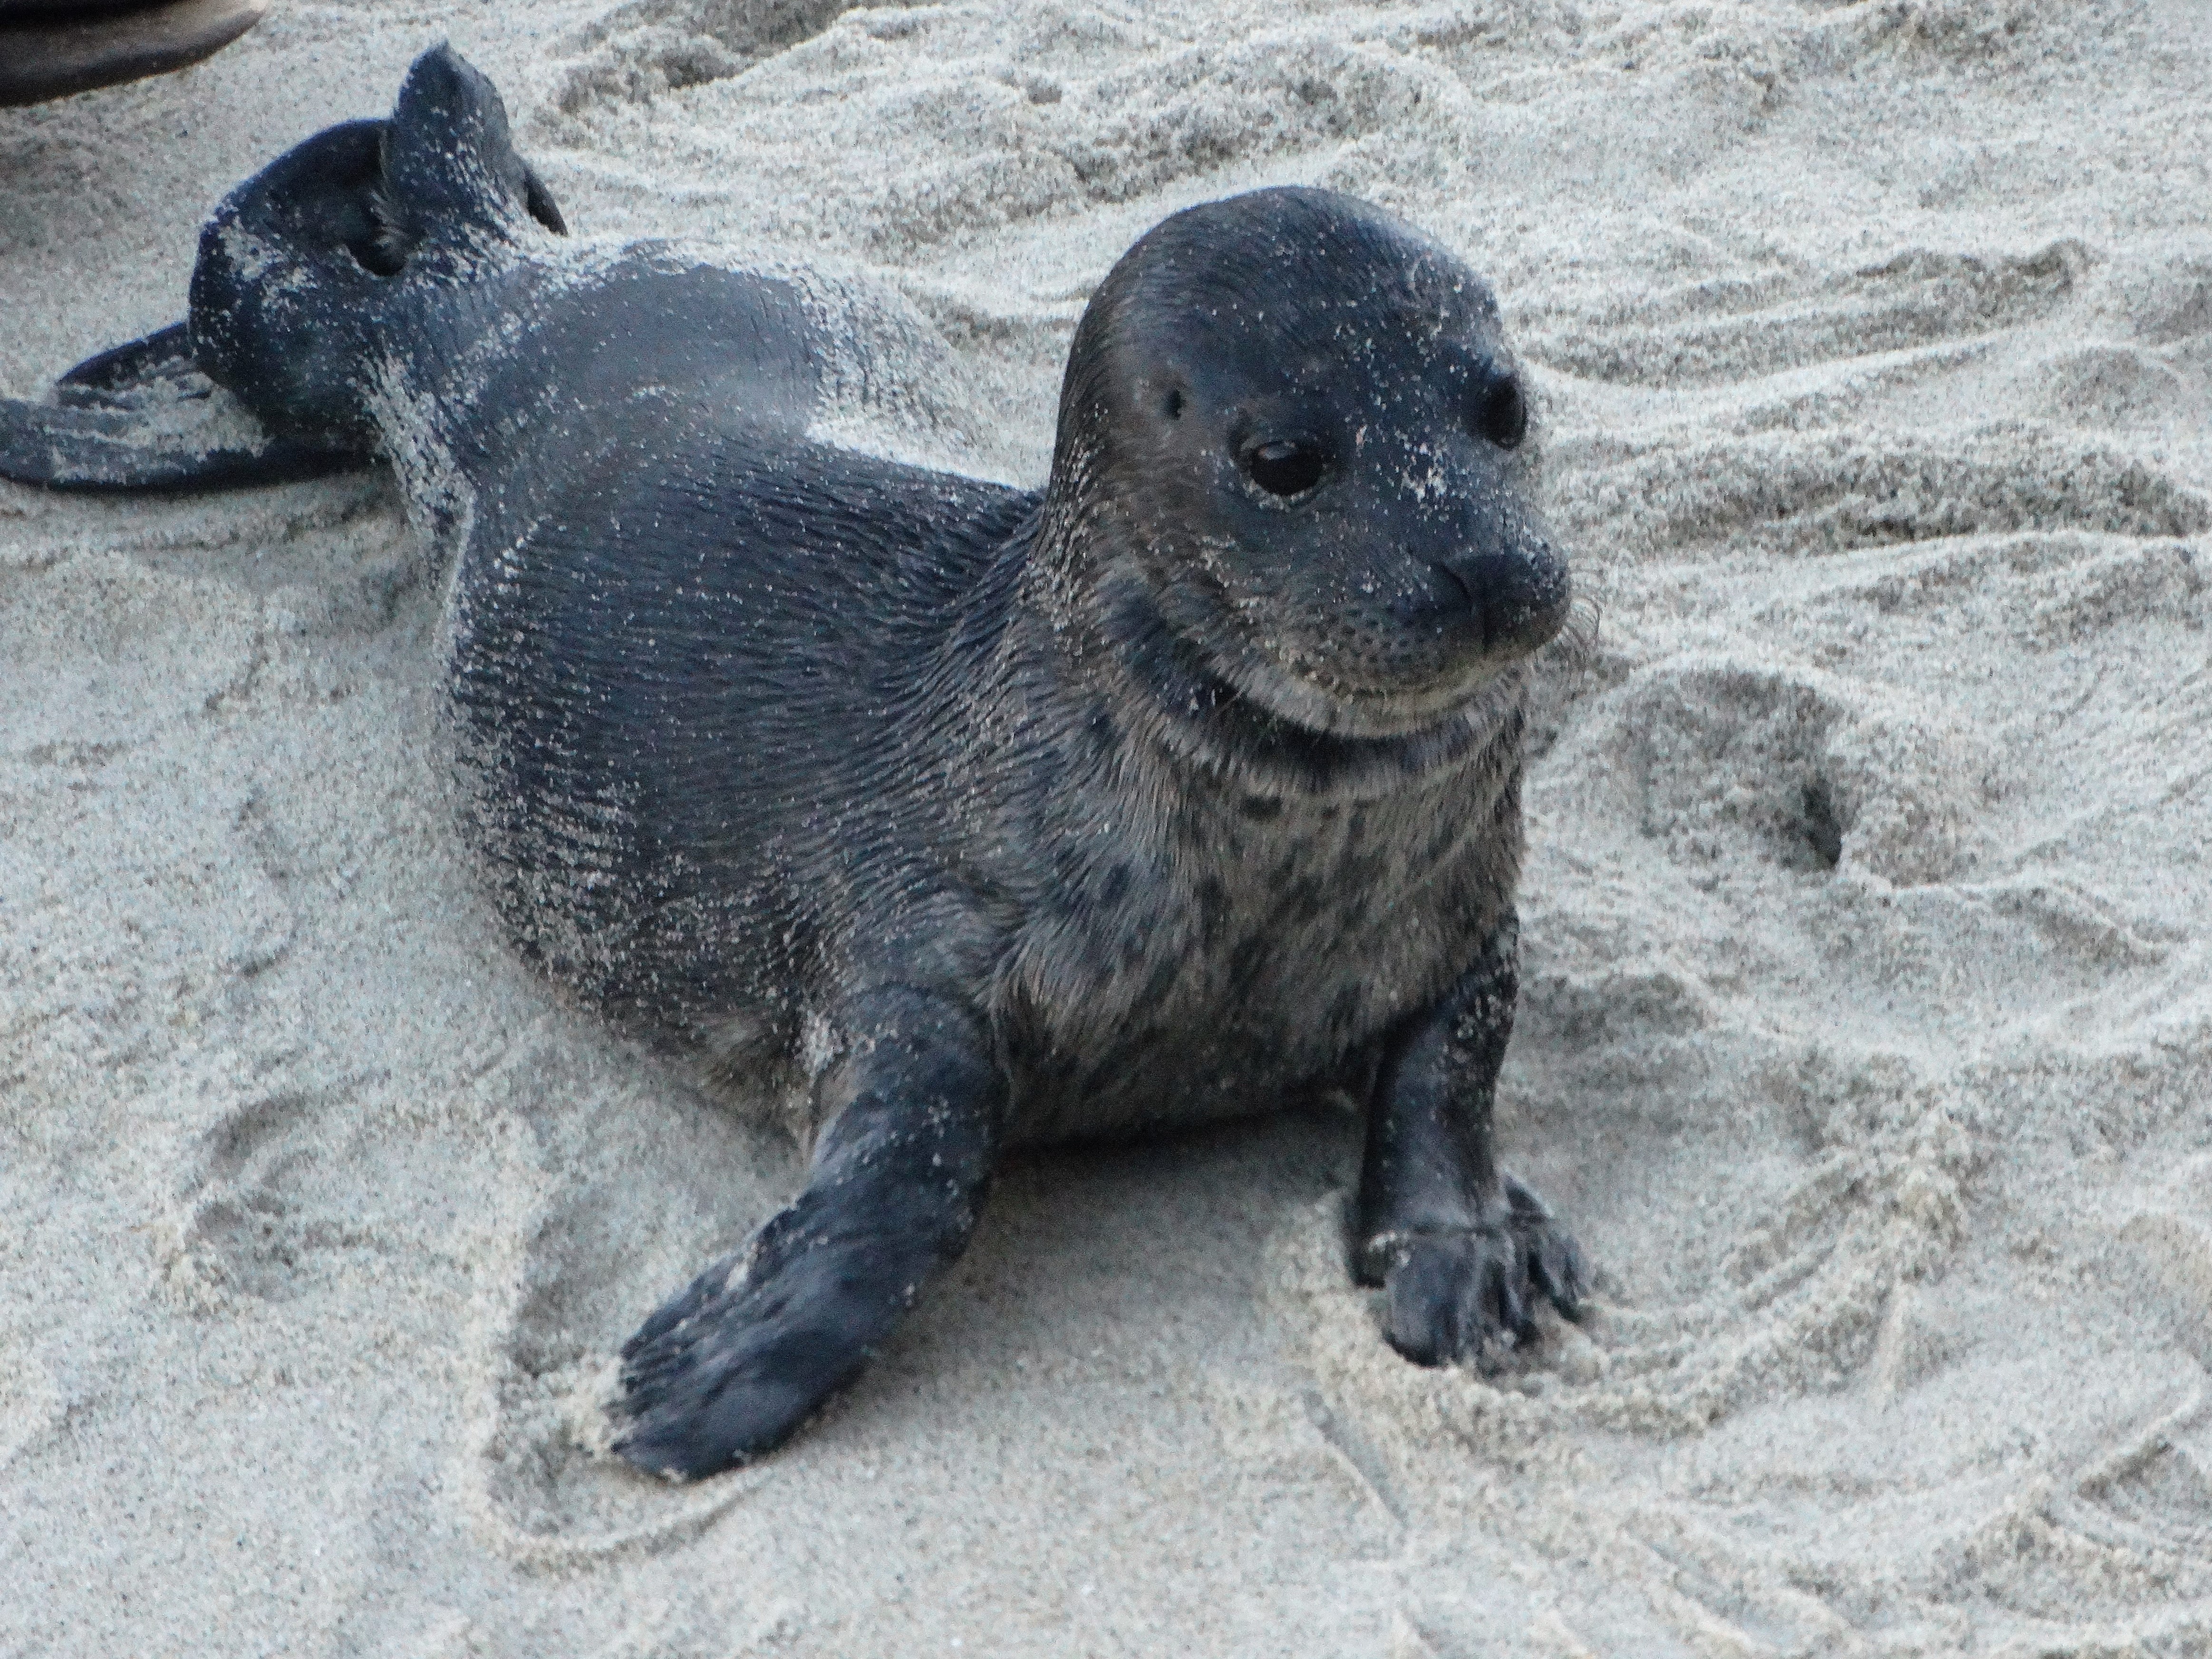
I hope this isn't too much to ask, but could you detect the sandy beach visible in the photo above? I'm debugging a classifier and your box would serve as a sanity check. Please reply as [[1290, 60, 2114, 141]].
[[5, 0, 2211, 1652]]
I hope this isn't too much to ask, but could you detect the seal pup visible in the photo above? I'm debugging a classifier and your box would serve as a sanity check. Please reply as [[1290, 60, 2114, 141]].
[[0, 46, 1587, 1479]]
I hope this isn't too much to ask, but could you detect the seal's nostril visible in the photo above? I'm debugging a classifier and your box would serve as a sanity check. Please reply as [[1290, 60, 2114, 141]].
[[1428, 547, 1571, 657], [1433, 560, 1478, 613]]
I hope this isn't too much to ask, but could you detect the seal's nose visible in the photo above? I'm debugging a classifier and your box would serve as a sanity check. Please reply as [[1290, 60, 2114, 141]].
[[1431, 541, 1571, 658]]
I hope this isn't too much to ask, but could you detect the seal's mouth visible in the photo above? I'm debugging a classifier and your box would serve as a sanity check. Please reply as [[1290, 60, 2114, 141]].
[[1100, 573, 1535, 796], [1143, 566, 1564, 741], [1199, 635, 1517, 741], [1141, 522, 1573, 742]]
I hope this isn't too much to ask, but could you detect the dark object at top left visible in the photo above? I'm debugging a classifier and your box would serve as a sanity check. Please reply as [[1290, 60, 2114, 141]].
[[0, 0, 269, 108]]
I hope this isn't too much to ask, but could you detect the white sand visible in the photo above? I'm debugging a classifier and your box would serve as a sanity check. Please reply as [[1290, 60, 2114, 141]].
[[6, 0, 2212, 1651]]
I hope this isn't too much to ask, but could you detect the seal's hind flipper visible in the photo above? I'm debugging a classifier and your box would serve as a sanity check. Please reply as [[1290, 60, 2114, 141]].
[[51, 322, 202, 410], [380, 45, 568, 252], [0, 324, 363, 493], [0, 394, 357, 492]]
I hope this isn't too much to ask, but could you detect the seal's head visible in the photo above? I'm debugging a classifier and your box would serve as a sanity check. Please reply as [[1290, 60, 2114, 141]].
[[185, 44, 565, 451], [1051, 188, 1568, 751]]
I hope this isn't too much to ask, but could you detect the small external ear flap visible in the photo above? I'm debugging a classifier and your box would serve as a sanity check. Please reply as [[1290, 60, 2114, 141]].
[[381, 43, 559, 248]]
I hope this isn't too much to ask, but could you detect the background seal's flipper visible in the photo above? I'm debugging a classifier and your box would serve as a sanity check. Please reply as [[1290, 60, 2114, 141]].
[[0, 322, 364, 492]]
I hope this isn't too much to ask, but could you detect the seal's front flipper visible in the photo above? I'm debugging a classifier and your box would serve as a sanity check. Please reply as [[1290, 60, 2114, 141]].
[[1354, 913, 1588, 1366], [614, 988, 1007, 1478], [0, 323, 363, 492]]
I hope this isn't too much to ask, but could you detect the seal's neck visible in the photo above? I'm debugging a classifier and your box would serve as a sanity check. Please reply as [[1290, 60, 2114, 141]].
[[358, 258, 560, 547]]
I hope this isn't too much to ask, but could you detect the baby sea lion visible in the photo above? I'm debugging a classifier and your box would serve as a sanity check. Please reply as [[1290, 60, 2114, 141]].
[[0, 46, 1587, 1479]]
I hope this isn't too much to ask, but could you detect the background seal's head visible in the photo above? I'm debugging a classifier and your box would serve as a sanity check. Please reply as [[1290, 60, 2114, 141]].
[[0, 44, 566, 493], [186, 43, 567, 452], [1052, 187, 1569, 749]]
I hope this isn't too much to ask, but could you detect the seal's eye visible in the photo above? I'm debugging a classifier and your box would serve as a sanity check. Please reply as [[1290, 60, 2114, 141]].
[[345, 189, 412, 279], [1244, 439, 1326, 498], [1472, 375, 1527, 450]]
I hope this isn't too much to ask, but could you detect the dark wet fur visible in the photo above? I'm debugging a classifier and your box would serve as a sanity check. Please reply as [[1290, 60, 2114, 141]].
[[0, 47, 1590, 1479]]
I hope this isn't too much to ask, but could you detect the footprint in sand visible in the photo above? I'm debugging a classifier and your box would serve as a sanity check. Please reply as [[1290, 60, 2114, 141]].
[[450, 1020, 792, 1568]]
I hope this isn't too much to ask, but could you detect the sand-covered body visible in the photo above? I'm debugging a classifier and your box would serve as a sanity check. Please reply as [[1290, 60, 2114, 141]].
[[324, 234, 1534, 1148]]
